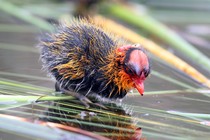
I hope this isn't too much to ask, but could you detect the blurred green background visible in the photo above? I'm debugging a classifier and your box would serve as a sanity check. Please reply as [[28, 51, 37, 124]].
[[0, 0, 210, 140]]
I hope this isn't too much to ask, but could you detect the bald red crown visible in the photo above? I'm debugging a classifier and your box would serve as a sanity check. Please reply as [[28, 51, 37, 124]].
[[117, 44, 150, 96]]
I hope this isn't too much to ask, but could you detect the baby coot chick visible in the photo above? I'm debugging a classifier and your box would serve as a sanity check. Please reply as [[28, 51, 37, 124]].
[[38, 18, 150, 107]]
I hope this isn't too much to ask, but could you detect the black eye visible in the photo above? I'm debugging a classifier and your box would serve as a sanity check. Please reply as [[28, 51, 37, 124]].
[[123, 63, 135, 75], [143, 68, 150, 77]]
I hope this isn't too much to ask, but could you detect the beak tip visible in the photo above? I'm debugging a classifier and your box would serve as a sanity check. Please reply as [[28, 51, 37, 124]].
[[134, 81, 144, 96], [133, 78, 145, 96]]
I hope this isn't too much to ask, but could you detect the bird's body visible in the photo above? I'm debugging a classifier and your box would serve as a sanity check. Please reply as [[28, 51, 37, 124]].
[[39, 18, 150, 104]]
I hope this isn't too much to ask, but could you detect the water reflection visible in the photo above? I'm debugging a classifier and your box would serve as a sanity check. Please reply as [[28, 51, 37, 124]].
[[40, 100, 146, 140]]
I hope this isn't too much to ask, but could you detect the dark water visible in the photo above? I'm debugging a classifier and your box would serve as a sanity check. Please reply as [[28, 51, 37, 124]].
[[0, 12, 210, 140]]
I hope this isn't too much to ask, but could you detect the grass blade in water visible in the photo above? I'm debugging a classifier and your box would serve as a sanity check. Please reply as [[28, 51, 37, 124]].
[[102, 3, 210, 72], [0, 0, 53, 31], [93, 15, 210, 88], [0, 95, 74, 110]]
